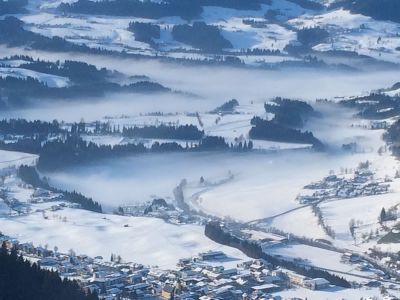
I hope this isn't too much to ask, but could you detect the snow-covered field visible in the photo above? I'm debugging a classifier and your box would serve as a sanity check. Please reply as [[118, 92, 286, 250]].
[[0, 204, 247, 269], [0, 172, 247, 268], [290, 8, 400, 63], [273, 286, 382, 300], [269, 243, 378, 280], [190, 149, 378, 222], [0, 150, 37, 169], [321, 180, 400, 249]]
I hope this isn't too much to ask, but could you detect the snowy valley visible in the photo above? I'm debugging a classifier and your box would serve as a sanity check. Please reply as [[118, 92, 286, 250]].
[[2, 0, 400, 300]]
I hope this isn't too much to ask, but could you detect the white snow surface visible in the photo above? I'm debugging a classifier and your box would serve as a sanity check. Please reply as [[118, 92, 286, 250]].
[[0, 67, 70, 87], [0, 205, 247, 269], [0, 150, 38, 168]]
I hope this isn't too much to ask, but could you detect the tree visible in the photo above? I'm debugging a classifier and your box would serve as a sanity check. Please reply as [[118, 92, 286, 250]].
[[68, 249, 76, 257], [349, 218, 356, 239], [0, 244, 98, 300], [297, 27, 329, 47], [380, 208, 387, 224], [248, 140, 253, 150]]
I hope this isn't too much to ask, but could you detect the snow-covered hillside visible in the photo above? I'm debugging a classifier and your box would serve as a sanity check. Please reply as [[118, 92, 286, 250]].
[[14, 0, 400, 67]]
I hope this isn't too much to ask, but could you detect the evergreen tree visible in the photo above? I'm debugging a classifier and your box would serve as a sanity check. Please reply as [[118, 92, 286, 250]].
[[380, 208, 387, 224], [0, 242, 98, 300]]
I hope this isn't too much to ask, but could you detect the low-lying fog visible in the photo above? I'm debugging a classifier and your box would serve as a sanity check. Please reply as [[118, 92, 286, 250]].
[[43, 102, 385, 221], [2, 46, 396, 221], [43, 145, 382, 222], [1, 46, 400, 122]]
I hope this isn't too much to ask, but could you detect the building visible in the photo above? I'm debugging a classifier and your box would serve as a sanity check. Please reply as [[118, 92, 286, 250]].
[[199, 251, 227, 261], [161, 284, 175, 299], [252, 283, 281, 293], [286, 272, 308, 287], [304, 278, 330, 290]]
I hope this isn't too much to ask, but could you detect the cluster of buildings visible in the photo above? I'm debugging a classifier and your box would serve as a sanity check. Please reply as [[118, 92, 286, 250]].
[[237, 229, 289, 251], [370, 120, 389, 130], [367, 249, 400, 281], [118, 199, 205, 226], [340, 253, 389, 280], [0, 235, 335, 300], [297, 170, 390, 204], [0, 182, 79, 216]]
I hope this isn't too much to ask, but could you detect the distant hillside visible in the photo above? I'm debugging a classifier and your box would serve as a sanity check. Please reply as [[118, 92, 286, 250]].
[[59, 0, 273, 19], [332, 0, 400, 23], [0, 0, 27, 15]]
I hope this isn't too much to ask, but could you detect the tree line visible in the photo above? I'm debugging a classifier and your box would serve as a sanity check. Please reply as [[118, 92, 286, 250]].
[[59, 0, 272, 20], [172, 22, 232, 52], [0, 119, 64, 136], [35, 135, 252, 171], [341, 92, 400, 120], [18, 59, 112, 85], [297, 27, 330, 48], [0, 118, 254, 171], [210, 99, 239, 114], [59, 0, 203, 20], [0, 242, 99, 300], [17, 165, 102, 213], [264, 97, 319, 128], [384, 120, 400, 157], [0, 53, 169, 107], [249, 116, 324, 149], [331, 0, 400, 23], [205, 222, 351, 288], [128, 22, 160, 47], [122, 124, 204, 140]]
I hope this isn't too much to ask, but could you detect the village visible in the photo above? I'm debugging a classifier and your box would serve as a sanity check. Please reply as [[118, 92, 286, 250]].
[[296, 165, 391, 205], [0, 234, 363, 300], [1, 151, 400, 300], [0, 165, 397, 299]]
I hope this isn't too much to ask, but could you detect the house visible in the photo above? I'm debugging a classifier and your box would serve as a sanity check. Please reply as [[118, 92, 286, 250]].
[[161, 284, 175, 300], [178, 258, 191, 267], [39, 257, 58, 267], [341, 252, 362, 263], [199, 251, 227, 261], [84, 284, 101, 295], [286, 272, 308, 287], [127, 273, 142, 284], [222, 268, 237, 278], [107, 287, 122, 297], [304, 278, 330, 290], [20, 242, 35, 254], [33, 188, 51, 198], [252, 283, 281, 293], [36, 246, 53, 257], [262, 275, 286, 286]]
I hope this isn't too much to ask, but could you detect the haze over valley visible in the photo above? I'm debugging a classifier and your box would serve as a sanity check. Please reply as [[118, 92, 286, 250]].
[[2, 1, 400, 299]]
